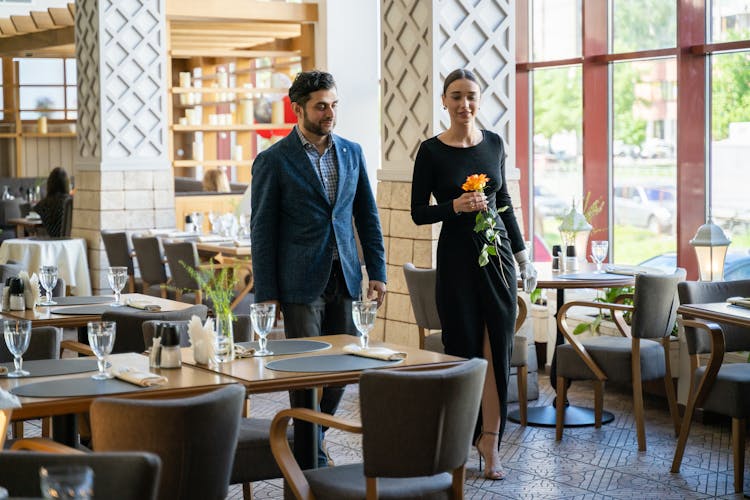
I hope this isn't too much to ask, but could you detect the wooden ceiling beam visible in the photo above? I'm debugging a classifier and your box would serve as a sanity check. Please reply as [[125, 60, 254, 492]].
[[10, 15, 38, 34], [171, 21, 301, 38], [0, 19, 16, 36], [0, 26, 74, 57], [170, 48, 300, 59], [171, 35, 272, 45], [166, 0, 317, 23], [48, 7, 75, 27], [30, 11, 56, 30]]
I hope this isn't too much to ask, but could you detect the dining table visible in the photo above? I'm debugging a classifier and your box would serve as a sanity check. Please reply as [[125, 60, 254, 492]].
[[182, 334, 466, 470], [0, 237, 92, 295], [0, 293, 194, 328], [6, 216, 43, 237], [508, 261, 636, 428]]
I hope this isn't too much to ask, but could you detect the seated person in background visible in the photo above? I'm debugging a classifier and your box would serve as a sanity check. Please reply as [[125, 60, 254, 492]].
[[202, 168, 231, 193], [34, 167, 72, 238]]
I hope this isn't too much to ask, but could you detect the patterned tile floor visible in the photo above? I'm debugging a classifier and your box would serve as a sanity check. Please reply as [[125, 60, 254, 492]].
[[11, 368, 748, 499], [227, 370, 750, 499]]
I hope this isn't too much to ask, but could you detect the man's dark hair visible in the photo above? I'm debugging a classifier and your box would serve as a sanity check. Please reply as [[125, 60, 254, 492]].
[[46, 166, 69, 197], [288, 70, 336, 107]]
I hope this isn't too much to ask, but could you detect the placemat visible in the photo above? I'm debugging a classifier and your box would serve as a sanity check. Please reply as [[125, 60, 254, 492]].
[[11, 377, 153, 398], [557, 272, 630, 280], [0, 359, 98, 378], [265, 354, 402, 373], [45, 296, 115, 306], [49, 304, 153, 315], [236, 339, 330, 356]]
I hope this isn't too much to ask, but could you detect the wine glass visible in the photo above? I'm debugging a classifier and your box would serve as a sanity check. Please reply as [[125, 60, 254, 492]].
[[208, 211, 218, 234], [239, 212, 251, 238], [250, 303, 276, 356], [88, 321, 116, 380], [39, 265, 58, 306], [4, 320, 31, 377], [591, 240, 609, 273], [352, 300, 378, 349], [107, 266, 128, 307]]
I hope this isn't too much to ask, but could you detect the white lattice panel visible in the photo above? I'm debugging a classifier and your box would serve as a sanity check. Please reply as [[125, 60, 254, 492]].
[[75, 0, 168, 162]]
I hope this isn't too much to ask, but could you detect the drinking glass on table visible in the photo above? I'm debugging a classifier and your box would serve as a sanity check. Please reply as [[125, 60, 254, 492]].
[[39, 265, 59, 306], [40, 465, 93, 499], [591, 240, 609, 273], [352, 300, 377, 349], [107, 266, 128, 306], [250, 303, 275, 356], [3, 320, 31, 377], [88, 321, 116, 380]]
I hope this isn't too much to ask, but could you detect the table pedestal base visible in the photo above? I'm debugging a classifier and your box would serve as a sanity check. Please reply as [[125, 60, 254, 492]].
[[508, 405, 614, 428]]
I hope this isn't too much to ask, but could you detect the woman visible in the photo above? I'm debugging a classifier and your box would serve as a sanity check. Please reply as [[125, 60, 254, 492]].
[[34, 167, 72, 237], [202, 168, 231, 193], [410, 69, 537, 480]]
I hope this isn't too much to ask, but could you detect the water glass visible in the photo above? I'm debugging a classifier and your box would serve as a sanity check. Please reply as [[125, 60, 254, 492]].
[[250, 303, 276, 356], [3, 320, 31, 377], [107, 266, 128, 306], [39, 265, 59, 306], [352, 300, 377, 349], [591, 240, 609, 273], [239, 212, 251, 238], [40, 465, 93, 499], [88, 321, 116, 380]]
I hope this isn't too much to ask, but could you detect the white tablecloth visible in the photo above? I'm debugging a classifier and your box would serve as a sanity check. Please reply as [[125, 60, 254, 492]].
[[0, 238, 92, 296]]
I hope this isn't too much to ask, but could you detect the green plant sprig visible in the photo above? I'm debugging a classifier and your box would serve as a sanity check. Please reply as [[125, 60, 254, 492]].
[[181, 261, 238, 318]]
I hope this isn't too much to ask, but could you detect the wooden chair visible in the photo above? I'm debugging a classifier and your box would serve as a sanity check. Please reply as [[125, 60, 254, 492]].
[[555, 270, 685, 451], [671, 279, 750, 493], [403, 262, 530, 425], [270, 358, 487, 499]]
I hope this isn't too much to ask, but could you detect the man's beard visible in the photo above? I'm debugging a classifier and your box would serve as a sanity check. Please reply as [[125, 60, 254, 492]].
[[303, 108, 335, 137]]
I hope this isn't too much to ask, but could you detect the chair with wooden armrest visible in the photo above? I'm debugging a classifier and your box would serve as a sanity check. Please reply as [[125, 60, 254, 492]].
[[101, 230, 141, 293], [555, 269, 685, 451], [270, 358, 487, 500], [5, 440, 161, 500], [403, 262, 532, 425], [671, 279, 750, 493]]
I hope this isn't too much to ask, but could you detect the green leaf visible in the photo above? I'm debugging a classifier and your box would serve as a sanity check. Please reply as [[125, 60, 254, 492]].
[[486, 245, 497, 256], [573, 322, 591, 335], [497, 205, 509, 213]]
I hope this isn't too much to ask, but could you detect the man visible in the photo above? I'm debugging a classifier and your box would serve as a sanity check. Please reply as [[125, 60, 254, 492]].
[[250, 70, 387, 467]]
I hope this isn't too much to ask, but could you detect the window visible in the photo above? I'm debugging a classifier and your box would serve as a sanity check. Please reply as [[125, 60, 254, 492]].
[[17, 58, 77, 121]]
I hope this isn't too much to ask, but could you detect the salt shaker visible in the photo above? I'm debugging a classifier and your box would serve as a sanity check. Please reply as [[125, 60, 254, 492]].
[[184, 214, 195, 233], [9, 278, 25, 311], [565, 245, 579, 272], [159, 323, 182, 369], [551, 245, 562, 272]]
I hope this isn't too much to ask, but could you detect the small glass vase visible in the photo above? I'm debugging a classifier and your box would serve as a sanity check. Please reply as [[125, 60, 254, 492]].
[[213, 312, 235, 363]]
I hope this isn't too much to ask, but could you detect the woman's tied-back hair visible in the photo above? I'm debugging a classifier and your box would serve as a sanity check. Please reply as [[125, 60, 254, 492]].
[[46, 167, 70, 197], [288, 70, 336, 107], [442, 68, 481, 96]]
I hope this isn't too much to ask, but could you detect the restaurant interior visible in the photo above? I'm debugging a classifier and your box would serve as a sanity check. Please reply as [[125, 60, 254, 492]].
[[1, 0, 750, 498]]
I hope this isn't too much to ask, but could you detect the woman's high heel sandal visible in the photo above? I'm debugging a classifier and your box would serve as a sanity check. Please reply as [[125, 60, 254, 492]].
[[474, 431, 505, 480]]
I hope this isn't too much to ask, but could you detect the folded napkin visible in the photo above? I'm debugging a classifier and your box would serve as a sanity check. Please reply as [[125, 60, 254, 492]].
[[18, 271, 40, 309], [187, 316, 215, 364], [233, 239, 252, 247], [0, 388, 20, 408], [26, 212, 41, 220], [727, 297, 750, 309], [605, 265, 662, 276], [127, 299, 161, 311], [234, 344, 256, 358], [114, 367, 168, 387], [343, 343, 407, 361], [198, 234, 228, 243]]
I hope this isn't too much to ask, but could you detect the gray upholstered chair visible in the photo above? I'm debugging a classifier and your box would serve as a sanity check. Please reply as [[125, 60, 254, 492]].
[[100, 304, 208, 353], [132, 236, 171, 298], [671, 279, 750, 493], [90, 384, 245, 500], [60, 195, 73, 237], [0, 449, 161, 500], [270, 358, 487, 499], [403, 262, 532, 425], [0, 199, 23, 240], [101, 230, 141, 293], [555, 269, 686, 451], [0, 262, 23, 283]]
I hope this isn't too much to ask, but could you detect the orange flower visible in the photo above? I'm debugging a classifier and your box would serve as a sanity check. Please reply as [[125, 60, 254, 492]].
[[462, 173, 489, 192]]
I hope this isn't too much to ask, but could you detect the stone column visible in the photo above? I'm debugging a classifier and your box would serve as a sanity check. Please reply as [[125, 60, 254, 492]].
[[378, 0, 520, 345], [74, 0, 173, 293]]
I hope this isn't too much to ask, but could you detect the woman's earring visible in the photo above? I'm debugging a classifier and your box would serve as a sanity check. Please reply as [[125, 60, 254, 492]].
[[442, 106, 447, 110]]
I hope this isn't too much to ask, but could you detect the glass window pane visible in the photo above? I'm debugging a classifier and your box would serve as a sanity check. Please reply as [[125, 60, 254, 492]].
[[612, 0, 676, 52], [66, 87, 77, 110], [18, 58, 64, 85], [65, 58, 77, 85], [710, 51, 750, 269], [532, 0, 581, 61], [19, 87, 65, 116], [532, 66, 582, 257], [612, 59, 677, 266], [711, 1, 750, 42]]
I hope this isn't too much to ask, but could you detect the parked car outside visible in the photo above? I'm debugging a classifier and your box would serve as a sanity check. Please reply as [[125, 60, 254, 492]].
[[534, 185, 568, 218], [639, 251, 750, 281], [613, 184, 676, 234]]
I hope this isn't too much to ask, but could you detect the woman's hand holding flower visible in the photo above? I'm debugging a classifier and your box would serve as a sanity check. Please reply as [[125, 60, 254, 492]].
[[453, 192, 487, 214]]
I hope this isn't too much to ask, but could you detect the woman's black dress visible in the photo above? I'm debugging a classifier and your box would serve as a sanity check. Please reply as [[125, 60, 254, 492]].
[[411, 130, 524, 440]]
